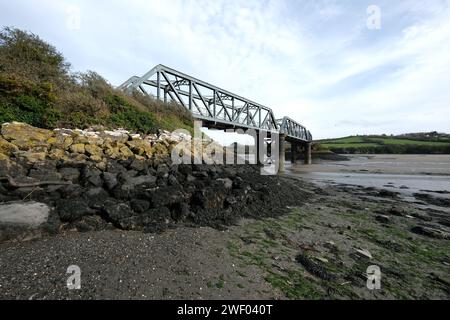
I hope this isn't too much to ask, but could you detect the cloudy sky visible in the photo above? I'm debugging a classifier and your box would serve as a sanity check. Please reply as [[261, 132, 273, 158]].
[[1, 0, 449, 139]]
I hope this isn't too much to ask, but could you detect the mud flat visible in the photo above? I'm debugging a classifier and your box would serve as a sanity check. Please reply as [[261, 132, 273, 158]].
[[0, 146, 449, 299], [1, 173, 449, 299], [290, 154, 450, 176]]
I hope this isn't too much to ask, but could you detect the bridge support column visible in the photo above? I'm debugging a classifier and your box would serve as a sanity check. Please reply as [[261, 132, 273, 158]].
[[279, 134, 286, 173], [256, 132, 260, 165], [290, 143, 297, 165], [304, 142, 312, 165]]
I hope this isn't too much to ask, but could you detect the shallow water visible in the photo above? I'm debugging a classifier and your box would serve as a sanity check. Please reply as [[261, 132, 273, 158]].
[[287, 154, 450, 201], [298, 171, 450, 199]]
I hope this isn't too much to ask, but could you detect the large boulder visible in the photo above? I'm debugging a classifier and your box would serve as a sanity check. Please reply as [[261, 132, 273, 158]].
[[16, 151, 47, 164], [59, 167, 81, 182], [127, 140, 153, 158], [103, 202, 134, 228], [0, 137, 18, 155], [112, 175, 157, 199], [1, 122, 53, 151], [0, 153, 26, 177], [48, 133, 73, 150], [56, 199, 94, 223], [81, 166, 103, 187], [0, 153, 12, 175], [105, 147, 121, 159], [70, 143, 86, 154], [48, 148, 69, 161], [100, 130, 130, 143], [119, 146, 134, 159], [85, 144, 104, 157], [72, 132, 104, 146], [152, 142, 169, 159], [0, 201, 53, 242], [28, 165, 62, 181]]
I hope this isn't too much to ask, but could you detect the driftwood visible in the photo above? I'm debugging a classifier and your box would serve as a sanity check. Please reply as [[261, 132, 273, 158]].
[[0, 175, 72, 188]]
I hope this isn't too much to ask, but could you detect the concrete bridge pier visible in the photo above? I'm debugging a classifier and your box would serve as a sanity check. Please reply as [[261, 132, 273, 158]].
[[291, 142, 300, 165], [290, 142, 297, 165], [279, 134, 286, 173], [304, 142, 312, 165], [256, 132, 260, 165]]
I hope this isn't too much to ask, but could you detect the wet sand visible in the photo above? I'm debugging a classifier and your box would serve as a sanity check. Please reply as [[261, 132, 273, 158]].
[[288, 154, 450, 205], [291, 154, 450, 176]]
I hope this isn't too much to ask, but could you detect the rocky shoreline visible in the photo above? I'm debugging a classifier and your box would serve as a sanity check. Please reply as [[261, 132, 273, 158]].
[[1, 176, 449, 300], [0, 122, 308, 243], [2, 122, 449, 300]]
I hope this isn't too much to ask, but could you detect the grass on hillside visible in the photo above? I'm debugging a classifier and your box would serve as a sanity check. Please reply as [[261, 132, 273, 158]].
[[0, 27, 193, 134], [316, 135, 450, 154]]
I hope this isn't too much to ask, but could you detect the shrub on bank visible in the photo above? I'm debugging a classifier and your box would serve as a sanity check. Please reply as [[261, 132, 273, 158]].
[[0, 27, 192, 134]]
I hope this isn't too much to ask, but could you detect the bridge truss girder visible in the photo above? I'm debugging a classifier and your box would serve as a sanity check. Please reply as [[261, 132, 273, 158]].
[[119, 65, 278, 132], [119, 64, 312, 142], [276, 117, 312, 142]]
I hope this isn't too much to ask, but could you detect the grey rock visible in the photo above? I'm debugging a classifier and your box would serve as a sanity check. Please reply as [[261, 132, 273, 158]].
[[59, 167, 81, 181], [124, 175, 157, 188], [82, 166, 103, 187], [171, 202, 190, 221], [56, 199, 94, 222], [0, 202, 51, 243], [104, 202, 134, 223], [28, 168, 62, 181], [130, 199, 151, 213], [411, 226, 449, 239], [58, 184, 84, 199], [0, 202, 49, 227], [129, 159, 147, 172], [186, 174, 196, 183], [157, 164, 170, 178], [106, 161, 127, 174], [168, 174, 179, 186], [217, 178, 233, 189], [102, 172, 118, 191], [376, 215, 391, 224]]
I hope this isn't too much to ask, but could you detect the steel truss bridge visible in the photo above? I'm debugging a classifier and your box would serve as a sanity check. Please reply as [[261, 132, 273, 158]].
[[119, 64, 312, 143]]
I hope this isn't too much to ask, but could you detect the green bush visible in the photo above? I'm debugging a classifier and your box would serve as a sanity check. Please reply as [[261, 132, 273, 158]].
[[0, 27, 193, 134], [109, 108, 157, 133], [0, 74, 60, 128], [0, 27, 70, 84]]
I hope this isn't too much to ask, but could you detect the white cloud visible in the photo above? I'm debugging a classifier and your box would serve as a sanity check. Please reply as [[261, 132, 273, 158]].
[[1, 0, 449, 139]]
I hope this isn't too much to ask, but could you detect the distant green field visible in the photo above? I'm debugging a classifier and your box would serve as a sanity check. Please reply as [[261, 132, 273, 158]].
[[324, 136, 367, 144], [322, 142, 380, 148], [369, 138, 450, 146], [316, 135, 450, 154]]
